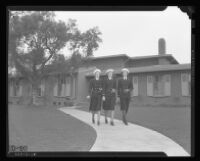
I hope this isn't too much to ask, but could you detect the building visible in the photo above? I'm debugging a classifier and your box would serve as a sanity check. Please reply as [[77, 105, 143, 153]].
[[8, 38, 191, 107]]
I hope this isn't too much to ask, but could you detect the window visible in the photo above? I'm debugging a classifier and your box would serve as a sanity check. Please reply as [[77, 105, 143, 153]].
[[72, 76, 76, 98], [65, 77, 71, 97], [147, 74, 171, 97], [58, 75, 66, 97], [181, 73, 191, 96], [147, 75, 153, 96], [54, 75, 72, 97], [153, 75, 165, 96], [9, 79, 22, 97], [36, 79, 45, 97], [132, 76, 138, 96], [28, 83, 32, 96]]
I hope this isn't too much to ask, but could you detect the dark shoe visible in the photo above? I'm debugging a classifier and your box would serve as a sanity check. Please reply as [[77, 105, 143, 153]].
[[110, 121, 114, 126], [122, 118, 125, 124], [122, 114, 125, 124], [97, 121, 100, 126], [92, 118, 95, 124], [105, 118, 108, 124], [124, 119, 128, 125]]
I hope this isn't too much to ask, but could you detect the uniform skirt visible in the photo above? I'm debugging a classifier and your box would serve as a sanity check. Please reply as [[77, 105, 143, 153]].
[[103, 93, 116, 110], [119, 96, 130, 112], [89, 92, 102, 111]]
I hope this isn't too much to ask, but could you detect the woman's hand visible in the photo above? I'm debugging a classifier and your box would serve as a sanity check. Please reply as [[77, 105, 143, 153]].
[[116, 97, 120, 103], [124, 89, 129, 92], [86, 95, 90, 99], [111, 89, 116, 93]]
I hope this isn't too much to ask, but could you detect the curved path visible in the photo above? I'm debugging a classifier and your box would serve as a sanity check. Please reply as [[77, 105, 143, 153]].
[[59, 107, 189, 156]]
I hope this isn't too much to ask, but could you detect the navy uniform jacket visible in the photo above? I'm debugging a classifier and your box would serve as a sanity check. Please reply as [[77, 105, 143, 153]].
[[88, 79, 104, 111], [117, 77, 133, 111], [117, 78, 133, 98], [103, 78, 117, 97]]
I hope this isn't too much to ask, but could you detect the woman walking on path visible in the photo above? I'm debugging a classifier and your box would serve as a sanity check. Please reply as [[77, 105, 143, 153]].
[[102, 69, 117, 126], [87, 69, 104, 126], [117, 68, 133, 125]]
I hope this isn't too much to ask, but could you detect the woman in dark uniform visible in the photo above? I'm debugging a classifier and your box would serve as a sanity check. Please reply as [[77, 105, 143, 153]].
[[117, 68, 133, 125], [102, 69, 116, 126], [87, 69, 104, 125]]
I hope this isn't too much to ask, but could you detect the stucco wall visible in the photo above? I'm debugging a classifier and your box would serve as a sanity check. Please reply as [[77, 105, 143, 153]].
[[8, 67, 191, 107], [126, 58, 159, 68], [129, 71, 191, 107], [158, 57, 171, 65], [9, 78, 32, 105], [44, 75, 76, 107], [84, 57, 127, 69], [75, 69, 191, 107], [9, 75, 75, 107], [76, 67, 92, 103]]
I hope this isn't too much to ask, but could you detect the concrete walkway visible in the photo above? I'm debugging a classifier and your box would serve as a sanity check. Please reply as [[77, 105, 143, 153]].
[[59, 107, 189, 156]]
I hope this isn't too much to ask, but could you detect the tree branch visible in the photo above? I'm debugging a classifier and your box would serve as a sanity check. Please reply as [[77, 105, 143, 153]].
[[40, 36, 55, 71]]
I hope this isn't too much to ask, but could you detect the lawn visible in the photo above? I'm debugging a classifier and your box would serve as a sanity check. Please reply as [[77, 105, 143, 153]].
[[8, 105, 97, 152], [78, 105, 191, 155]]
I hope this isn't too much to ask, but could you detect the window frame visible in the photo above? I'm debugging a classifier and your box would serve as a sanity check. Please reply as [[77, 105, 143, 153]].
[[35, 79, 45, 97], [9, 79, 22, 97], [147, 74, 171, 98], [54, 75, 72, 98], [181, 73, 191, 97], [132, 76, 138, 97]]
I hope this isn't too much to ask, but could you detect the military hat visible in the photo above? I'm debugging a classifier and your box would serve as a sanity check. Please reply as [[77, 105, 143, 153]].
[[93, 68, 101, 75], [105, 69, 114, 74], [121, 68, 129, 73]]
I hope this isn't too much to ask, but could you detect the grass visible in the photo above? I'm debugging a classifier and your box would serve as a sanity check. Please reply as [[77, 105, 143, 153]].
[[8, 105, 97, 152], [8, 104, 191, 154], [78, 104, 191, 155]]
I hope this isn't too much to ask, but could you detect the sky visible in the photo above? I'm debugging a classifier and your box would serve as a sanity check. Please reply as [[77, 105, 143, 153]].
[[55, 6, 191, 64]]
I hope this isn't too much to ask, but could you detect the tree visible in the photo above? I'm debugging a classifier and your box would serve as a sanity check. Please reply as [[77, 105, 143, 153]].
[[67, 19, 102, 57], [8, 11, 102, 106]]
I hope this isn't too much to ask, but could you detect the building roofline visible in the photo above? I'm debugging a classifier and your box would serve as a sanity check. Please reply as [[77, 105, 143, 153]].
[[128, 54, 179, 64], [84, 53, 179, 64], [84, 54, 129, 60], [127, 64, 190, 73], [85, 64, 191, 77], [129, 54, 172, 59]]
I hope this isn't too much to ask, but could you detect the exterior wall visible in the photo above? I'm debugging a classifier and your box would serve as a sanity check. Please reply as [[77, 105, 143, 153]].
[[126, 58, 159, 68], [9, 78, 32, 105], [83, 57, 127, 69], [8, 55, 190, 107], [44, 75, 76, 107], [158, 57, 171, 65], [129, 70, 191, 107], [76, 67, 92, 103], [79, 69, 191, 107], [8, 75, 76, 107], [8, 69, 191, 107]]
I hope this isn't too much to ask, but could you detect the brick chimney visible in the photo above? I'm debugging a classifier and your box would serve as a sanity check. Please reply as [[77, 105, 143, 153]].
[[158, 38, 166, 55]]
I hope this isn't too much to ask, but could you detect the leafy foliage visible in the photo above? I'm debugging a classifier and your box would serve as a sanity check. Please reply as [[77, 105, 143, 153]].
[[67, 19, 102, 57], [9, 11, 102, 81], [8, 11, 102, 105]]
